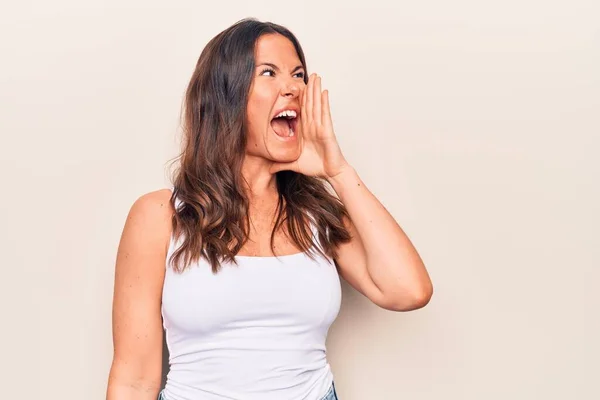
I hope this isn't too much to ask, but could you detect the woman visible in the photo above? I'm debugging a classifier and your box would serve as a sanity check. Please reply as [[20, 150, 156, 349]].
[[106, 18, 433, 400]]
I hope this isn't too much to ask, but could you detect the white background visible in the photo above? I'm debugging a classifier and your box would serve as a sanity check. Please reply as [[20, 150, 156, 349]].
[[0, 0, 598, 398]]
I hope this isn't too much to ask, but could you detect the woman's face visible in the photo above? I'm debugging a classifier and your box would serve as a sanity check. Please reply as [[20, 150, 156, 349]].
[[246, 33, 305, 162]]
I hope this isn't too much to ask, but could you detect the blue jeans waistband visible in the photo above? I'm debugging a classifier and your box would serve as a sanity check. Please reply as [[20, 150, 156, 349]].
[[321, 380, 339, 400], [158, 381, 338, 400]]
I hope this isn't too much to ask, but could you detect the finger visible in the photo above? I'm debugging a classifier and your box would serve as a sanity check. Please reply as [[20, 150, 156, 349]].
[[305, 74, 314, 127], [322, 89, 331, 127], [301, 82, 307, 128], [313, 75, 322, 126], [299, 84, 306, 138]]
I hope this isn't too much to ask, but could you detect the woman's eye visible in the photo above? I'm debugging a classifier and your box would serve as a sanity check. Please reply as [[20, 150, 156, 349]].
[[260, 68, 275, 76], [259, 68, 305, 79]]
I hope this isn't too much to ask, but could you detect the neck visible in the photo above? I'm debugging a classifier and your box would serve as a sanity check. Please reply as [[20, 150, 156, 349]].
[[240, 154, 280, 200]]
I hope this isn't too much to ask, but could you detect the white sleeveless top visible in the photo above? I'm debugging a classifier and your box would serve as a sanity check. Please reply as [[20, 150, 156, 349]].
[[160, 196, 342, 400]]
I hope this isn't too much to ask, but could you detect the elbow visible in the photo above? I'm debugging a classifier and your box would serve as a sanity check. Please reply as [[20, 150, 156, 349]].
[[410, 284, 434, 310], [382, 281, 434, 312], [107, 358, 163, 398]]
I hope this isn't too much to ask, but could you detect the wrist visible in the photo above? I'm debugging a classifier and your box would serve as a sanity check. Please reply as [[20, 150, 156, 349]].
[[326, 164, 357, 186]]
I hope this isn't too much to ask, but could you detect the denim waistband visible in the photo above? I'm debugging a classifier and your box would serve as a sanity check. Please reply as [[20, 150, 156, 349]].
[[321, 380, 339, 400], [158, 381, 338, 400]]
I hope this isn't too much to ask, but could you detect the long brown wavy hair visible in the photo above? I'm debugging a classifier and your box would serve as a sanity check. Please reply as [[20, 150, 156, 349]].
[[168, 18, 352, 273]]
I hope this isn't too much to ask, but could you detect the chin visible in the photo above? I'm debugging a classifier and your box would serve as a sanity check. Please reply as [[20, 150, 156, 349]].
[[267, 131, 301, 159], [269, 146, 301, 163]]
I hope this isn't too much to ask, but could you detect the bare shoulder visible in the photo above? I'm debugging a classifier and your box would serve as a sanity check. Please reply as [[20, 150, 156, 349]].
[[125, 189, 174, 245], [129, 188, 174, 222], [116, 188, 175, 277]]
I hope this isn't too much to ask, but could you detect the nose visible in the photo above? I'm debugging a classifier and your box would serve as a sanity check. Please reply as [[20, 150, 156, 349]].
[[282, 80, 300, 98]]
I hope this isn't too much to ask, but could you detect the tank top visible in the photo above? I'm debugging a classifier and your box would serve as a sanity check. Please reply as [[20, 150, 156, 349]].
[[160, 194, 342, 400]]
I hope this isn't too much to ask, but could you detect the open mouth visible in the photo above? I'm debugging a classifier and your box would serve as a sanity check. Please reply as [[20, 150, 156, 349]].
[[270, 110, 298, 138]]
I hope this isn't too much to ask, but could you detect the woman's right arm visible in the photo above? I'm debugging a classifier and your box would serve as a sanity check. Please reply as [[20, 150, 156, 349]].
[[106, 189, 173, 400]]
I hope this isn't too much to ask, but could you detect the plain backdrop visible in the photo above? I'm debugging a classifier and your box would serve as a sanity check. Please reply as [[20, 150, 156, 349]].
[[0, 0, 598, 399]]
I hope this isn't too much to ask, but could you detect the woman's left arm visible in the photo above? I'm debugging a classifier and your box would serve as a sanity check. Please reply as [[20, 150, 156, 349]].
[[268, 73, 433, 311], [327, 165, 433, 312]]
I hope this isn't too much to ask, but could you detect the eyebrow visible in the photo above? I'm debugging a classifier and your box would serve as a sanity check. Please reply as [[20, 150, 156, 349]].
[[256, 63, 304, 73]]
